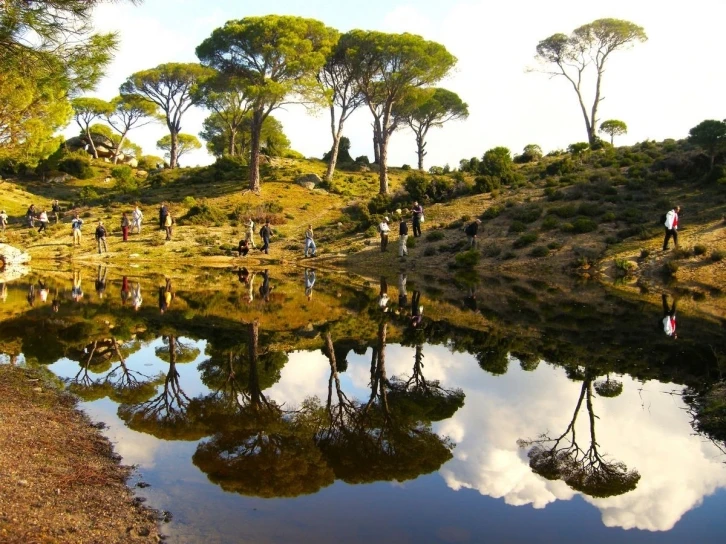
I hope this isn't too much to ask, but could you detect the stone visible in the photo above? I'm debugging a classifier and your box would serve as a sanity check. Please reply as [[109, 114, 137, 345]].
[[295, 173, 322, 190], [47, 173, 70, 183], [125, 158, 138, 168], [0, 244, 31, 282], [95, 145, 114, 158]]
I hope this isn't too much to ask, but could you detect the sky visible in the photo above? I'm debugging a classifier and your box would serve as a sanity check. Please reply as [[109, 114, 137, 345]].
[[71, 0, 726, 168]]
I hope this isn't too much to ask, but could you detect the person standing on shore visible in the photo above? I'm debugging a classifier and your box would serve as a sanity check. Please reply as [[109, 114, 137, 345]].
[[465, 219, 482, 248], [663, 206, 680, 251], [245, 217, 256, 248], [304, 224, 317, 257], [51, 200, 61, 223], [159, 203, 168, 231], [259, 221, 273, 254], [378, 217, 390, 252], [71, 213, 83, 246], [412, 202, 424, 237], [121, 212, 130, 241], [95, 221, 108, 254], [399, 218, 409, 258], [164, 211, 173, 241], [26, 204, 36, 227], [37, 210, 49, 233], [0, 210, 7, 232], [132, 205, 143, 234]]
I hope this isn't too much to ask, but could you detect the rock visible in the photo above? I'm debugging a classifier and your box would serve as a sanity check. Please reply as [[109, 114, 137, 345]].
[[358, 164, 370, 173], [295, 173, 322, 190], [95, 145, 114, 158], [63, 136, 86, 150], [125, 158, 138, 168], [47, 173, 70, 183], [88, 133, 114, 149]]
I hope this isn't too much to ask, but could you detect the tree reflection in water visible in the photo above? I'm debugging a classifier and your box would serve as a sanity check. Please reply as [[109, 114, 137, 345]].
[[518, 370, 640, 498]]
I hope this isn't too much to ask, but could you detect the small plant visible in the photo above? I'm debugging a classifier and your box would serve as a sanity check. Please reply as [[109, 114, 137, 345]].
[[509, 221, 527, 234], [423, 246, 436, 257], [501, 251, 517, 260], [406, 237, 416, 249], [513, 232, 538, 248], [483, 244, 501, 257], [480, 205, 502, 221], [602, 211, 616, 221], [560, 222, 574, 233], [639, 248, 651, 260], [547, 241, 562, 250], [529, 246, 549, 258], [693, 244, 707, 256], [541, 216, 559, 231], [615, 258, 637, 275], [454, 249, 480, 268], [571, 218, 598, 234], [426, 231, 445, 242], [712, 250, 724, 262], [183, 196, 197, 208], [664, 261, 679, 276]]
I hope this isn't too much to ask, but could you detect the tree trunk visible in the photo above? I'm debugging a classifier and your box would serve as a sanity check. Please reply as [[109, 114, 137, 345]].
[[247, 320, 262, 408], [169, 130, 179, 169], [610, 134, 614, 146], [378, 131, 389, 194], [228, 128, 236, 157], [325, 105, 344, 183], [248, 110, 263, 193], [372, 119, 381, 164], [416, 132, 426, 171], [113, 130, 128, 164], [86, 126, 99, 159]]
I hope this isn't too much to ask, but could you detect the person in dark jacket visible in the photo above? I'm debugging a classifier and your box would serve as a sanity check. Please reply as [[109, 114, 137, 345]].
[[238, 238, 250, 257], [159, 203, 168, 230], [51, 200, 61, 223], [259, 221, 273, 254], [412, 202, 424, 237], [465, 219, 482, 248], [121, 212, 130, 241], [95, 221, 108, 254], [399, 218, 409, 258]]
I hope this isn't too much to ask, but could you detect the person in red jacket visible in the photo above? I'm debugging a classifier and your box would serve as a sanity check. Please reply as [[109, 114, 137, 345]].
[[663, 206, 680, 251], [661, 293, 677, 339]]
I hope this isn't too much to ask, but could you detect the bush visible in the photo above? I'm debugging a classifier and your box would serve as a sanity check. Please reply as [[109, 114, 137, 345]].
[[367, 193, 391, 214], [541, 216, 559, 230], [529, 246, 549, 258], [513, 232, 538, 248], [474, 175, 500, 193], [401, 164, 411, 171], [137, 155, 165, 170], [577, 202, 600, 217], [180, 202, 228, 226], [602, 211, 616, 221], [183, 196, 197, 208], [664, 261, 679, 276], [406, 237, 416, 249], [78, 186, 99, 205], [547, 241, 562, 250], [404, 172, 430, 201], [694, 244, 708, 256], [550, 204, 577, 218], [560, 222, 574, 233], [58, 154, 94, 179], [639, 249, 651, 260], [712, 250, 724, 262], [545, 157, 576, 176], [355, 155, 370, 165], [483, 245, 501, 257], [481, 205, 502, 221], [426, 231, 445, 242], [509, 221, 527, 233], [454, 249, 480, 268], [511, 204, 542, 224], [571, 218, 598, 233], [423, 246, 436, 256], [213, 155, 247, 177]]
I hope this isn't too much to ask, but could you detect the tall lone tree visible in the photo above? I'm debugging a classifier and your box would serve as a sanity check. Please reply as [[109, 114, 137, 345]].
[[71, 97, 113, 159], [599, 119, 628, 146], [339, 31, 456, 194], [106, 94, 158, 163], [394, 87, 468, 171], [317, 37, 365, 182], [688, 119, 726, 172], [534, 19, 647, 145], [121, 63, 213, 168], [197, 16, 337, 193]]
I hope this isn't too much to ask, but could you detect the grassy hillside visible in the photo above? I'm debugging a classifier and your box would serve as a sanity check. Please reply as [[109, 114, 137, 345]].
[[1, 139, 724, 291]]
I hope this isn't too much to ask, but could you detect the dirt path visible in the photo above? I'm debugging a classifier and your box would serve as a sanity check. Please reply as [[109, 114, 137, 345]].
[[0, 365, 160, 543]]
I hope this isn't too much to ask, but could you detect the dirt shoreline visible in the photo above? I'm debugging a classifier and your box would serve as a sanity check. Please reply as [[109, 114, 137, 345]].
[[0, 365, 161, 543]]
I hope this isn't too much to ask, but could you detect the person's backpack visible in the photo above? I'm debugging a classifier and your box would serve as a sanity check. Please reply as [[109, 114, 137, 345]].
[[660, 213, 667, 225]]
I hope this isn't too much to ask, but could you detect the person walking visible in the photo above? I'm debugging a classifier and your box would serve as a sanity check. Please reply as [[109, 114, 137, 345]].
[[159, 203, 168, 231], [0, 210, 8, 232], [378, 217, 390, 252], [304, 224, 317, 257], [464, 219, 482, 248], [26, 204, 36, 227], [412, 202, 424, 237], [304, 268, 316, 301], [51, 200, 61, 223], [37, 210, 49, 233], [259, 221, 273, 254], [121, 212, 130, 241], [95, 221, 108, 254], [164, 211, 173, 240], [245, 217, 256, 248], [399, 218, 409, 258], [71, 213, 83, 246], [132, 205, 143, 234], [663, 205, 680, 251], [238, 237, 250, 257]]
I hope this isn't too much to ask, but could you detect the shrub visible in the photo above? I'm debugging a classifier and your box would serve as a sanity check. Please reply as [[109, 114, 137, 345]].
[[571, 218, 598, 233], [560, 222, 574, 233], [426, 231, 445, 242], [530, 246, 549, 258], [550, 204, 577, 218], [77, 186, 99, 205], [511, 204, 542, 224], [483, 245, 501, 257], [502, 251, 517, 260], [547, 241, 562, 250], [137, 155, 165, 170], [481, 205, 503, 221], [545, 157, 576, 176], [454, 249, 480, 268], [423, 246, 436, 256], [404, 172, 430, 201], [541, 216, 559, 230], [509, 221, 527, 233], [602, 211, 616, 221], [513, 232, 538, 248], [639, 249, 651, 260], [401, 164, 411, 171], [474, 175, 500, 193], [58, 154, 94, 179], [615, 258, 637, 274], [367, 193, 391, 214], [577, 202, 600, 217], [604, 236, 618, 245], [664, 261, 679, 276], [694, 244, 708, 256], [355, 155, 370, 165], [182, 196, 197, 208], [712, 250, 724, 262], [180, 202, 228, 226], [406, 237, 416, 249]]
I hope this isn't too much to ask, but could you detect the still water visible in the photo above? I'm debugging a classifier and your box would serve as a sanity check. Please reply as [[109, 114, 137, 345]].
[[1, 266, 725, 543]]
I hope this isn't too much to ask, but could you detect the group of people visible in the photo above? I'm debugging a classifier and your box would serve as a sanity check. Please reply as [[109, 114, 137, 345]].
[[237, 219, 315, 258], [18, 201, 63, 233], [377, 201, 425, 257]]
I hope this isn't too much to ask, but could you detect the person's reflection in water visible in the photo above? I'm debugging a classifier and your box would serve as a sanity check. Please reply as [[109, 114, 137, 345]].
[[131, 282, 142, 311], [0, 283, 7, 303], [304, 268, 316, 301], [51, 288, 60, 313], [38, 280, 49, 304], [378, 277, 389, 312], [159, 278, 174, 314], [397, 273, 408, 310], [662, 293, 677, 339], [71, 270, 83, 302], [259, 269, 273, 302], [120, 276, 130, 306], [411, 290, 423, 328], [245, 270, 256, 304], [95, 266, 107, 300], [26, 284, 35, 307], [237, 266, 249, 285]]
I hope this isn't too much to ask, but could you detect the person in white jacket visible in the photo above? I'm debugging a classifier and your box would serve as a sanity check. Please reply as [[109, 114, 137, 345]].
[[132, 206, 143, 234], [663, 206, 680, 251], [661, 293, 677, 339]]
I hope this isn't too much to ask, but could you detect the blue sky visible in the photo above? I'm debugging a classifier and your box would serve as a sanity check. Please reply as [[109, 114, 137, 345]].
[[75, 0, 726, 167]]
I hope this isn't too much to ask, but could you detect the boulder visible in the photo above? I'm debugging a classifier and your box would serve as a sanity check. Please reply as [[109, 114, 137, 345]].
[[64, 136, 87, 150], [47, 173, 70, 183], [88, 133, 114, 149], [125, 158, 138, 168], [0, 244, 31, 282], [295, 173, 322, 190], [95, 145, 114, 158]]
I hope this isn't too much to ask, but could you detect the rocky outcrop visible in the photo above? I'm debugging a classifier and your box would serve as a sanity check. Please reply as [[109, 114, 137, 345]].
[[63, 133, 138, 166], [0, 244, 31, 282], [295, 173, 322, 190]]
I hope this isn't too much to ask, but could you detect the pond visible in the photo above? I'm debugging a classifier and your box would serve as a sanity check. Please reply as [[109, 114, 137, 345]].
[[1, 265, 725, 543]]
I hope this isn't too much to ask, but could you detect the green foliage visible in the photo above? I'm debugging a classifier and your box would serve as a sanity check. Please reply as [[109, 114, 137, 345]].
[[693, 244, 707, 256], [426, 231, 445, 242], [479, 147, 520, 185], [602, 211, 616, 221], [404, 172, 430, 201], [474, 175, 500, 193], [688, 119, 726, 168], [541, 216, 559, 230], [712, 250, 724, 262], [509, 221, 527, 234], [599, 120, 628, 145], [58, 153, 94, 179], [545, 157, 576, 176], [454, 249, 481, 268], [529, 246, 549, 258], [367, 194, 392, 214], [511, 204, 542, 223], [78, 186, 99, 205], [515, 144, 543, 163], [568, 142, 590, 156], [200, 112, 291, 159], [664, 261, 679, 275], [576, 202, 600, 217], [572, 218, 598, 233], [181, 202, 228, 226], [513, 232, 538, 248], [481, 205, 503, 221], [157, 133, 202, 165], [111, 165, 133, 183]]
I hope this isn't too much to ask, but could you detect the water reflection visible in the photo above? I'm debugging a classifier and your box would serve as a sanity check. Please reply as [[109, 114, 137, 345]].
[[1, 266, 726, 541]]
